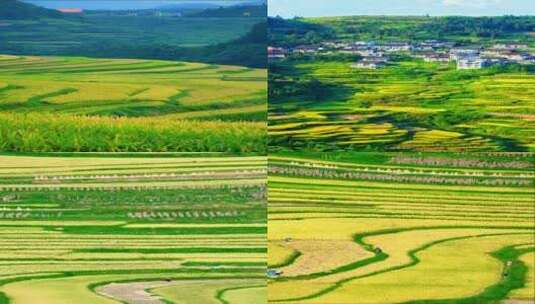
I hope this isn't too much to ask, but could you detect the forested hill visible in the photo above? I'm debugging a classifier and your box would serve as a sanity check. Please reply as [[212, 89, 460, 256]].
[[0, 1, 267, 68], [0, 0, 62, 19], [76, 21, 268, 68], [187, 4, 267, 17], [190, 21, 267, 67], [269, 16, 535, 46]]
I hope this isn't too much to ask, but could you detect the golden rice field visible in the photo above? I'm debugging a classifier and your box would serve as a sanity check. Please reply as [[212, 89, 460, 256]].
[[267, 152, 535, 304], [269, 60, 535, 152], [0, 55, 267, 152], [0, 154, 267, 304]]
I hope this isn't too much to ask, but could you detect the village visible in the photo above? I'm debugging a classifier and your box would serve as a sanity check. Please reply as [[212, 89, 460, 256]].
[[268, 40, 535, 69]]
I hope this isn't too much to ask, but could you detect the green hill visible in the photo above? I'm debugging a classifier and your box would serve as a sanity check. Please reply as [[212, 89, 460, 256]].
[[0, 0, 265, 68], [187, 4, 267, 18], [0, 0, 62, 19]]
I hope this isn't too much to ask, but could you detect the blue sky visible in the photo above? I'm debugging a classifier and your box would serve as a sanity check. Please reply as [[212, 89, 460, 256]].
[[24, 1, 246, 10], [269, 0, 535, 17]]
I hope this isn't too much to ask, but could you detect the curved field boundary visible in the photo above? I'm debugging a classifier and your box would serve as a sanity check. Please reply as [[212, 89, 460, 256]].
[[96, 279, 265, 304], [268, 248, 302, 269], [268, 153, 534, 303], [272, 225, 533, 282], [401, 244, 535, 304], [271, 229, 532, 302], [216, 283, 266, 304], [0, 270, 265, 304]]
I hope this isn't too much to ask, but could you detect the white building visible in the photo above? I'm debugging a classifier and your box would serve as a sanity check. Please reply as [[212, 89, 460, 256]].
[[457, 57, 489, 69], [352, 57, 388, 69], [381, 42, 412, 52]]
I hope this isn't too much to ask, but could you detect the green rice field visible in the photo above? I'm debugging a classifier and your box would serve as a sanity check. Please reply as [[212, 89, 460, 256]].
[[267, 152, 534, 303], [269, 59, 535, 152], [0, 154, 267, 304], [0, 55, 267, 153]]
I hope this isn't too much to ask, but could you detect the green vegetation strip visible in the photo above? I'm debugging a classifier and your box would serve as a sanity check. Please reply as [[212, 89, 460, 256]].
[[52, 226, 267, 235], [182, 261, 266, 267], [268, 250, 302, 269], [76, 247, 267, 254]]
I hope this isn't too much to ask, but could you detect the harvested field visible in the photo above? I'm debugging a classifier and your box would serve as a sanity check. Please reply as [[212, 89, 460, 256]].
[[267, 152, 535, 304]]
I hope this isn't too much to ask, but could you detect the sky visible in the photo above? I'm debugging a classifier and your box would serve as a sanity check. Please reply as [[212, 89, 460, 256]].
[[268, 0, 535, 17], [23, 0, 249, 10]]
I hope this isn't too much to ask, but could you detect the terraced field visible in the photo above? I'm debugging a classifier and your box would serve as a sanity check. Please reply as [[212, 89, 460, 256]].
[[269, 59, 535, 152], [267, 152, 535, 304], [0, 154, 267, 304], [0, 55, 267, 152]]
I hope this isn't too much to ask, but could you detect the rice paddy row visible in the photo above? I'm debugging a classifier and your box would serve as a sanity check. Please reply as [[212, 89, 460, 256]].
[[0, 155, 267, 304], [267, 152, 535, 304], [0, 55, 267, 152], [269, 60, 535, 152]]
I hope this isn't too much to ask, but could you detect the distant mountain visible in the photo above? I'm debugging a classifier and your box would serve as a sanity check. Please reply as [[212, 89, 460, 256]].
[[182, 21, 267, 67], [235, 0, 267, 6], [0, 0, 63, 19], [157, 3, 222, 11], [186, 4, 267, 17]]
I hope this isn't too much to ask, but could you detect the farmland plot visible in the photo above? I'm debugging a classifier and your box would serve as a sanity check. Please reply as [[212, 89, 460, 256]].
[[0, 55, 267, 152], [0, 154, 267, 304], [267, 152, 535, 304], [269, 59, 535, 153]]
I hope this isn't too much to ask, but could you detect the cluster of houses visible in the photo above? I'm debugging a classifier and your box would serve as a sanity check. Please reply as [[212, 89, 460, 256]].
[[268, 40, 535, 70]]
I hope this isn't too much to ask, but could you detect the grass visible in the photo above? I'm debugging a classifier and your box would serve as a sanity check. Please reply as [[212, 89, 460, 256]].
[[0, 55, 267, 153], [0, 154, 267, 304], [267, 152, 534, 304]]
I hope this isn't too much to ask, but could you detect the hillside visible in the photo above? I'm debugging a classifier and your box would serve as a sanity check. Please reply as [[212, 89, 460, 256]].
[[269, 16, 535, 46], [0, 0, 62, 19], [0, 55, 267, 152], [268, 15, 534, 152], [0, 0, 266, 68], [187, 4, 267, 18], [178, 22, 267, 68]]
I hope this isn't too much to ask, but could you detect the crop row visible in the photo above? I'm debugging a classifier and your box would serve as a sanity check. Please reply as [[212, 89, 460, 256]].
[[126, 210, 246, 220], [389, 155, 533, 169], [0, 182, 264, 192], [269, 165, 532, 186], [32, 170, 266, 181], [283, 161, 533, 177]]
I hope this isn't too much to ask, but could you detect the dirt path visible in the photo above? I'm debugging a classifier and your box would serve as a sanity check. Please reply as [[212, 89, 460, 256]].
[[502, 301, 535, 304], [95, 280, 178, 304]]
